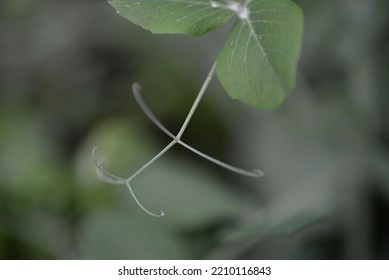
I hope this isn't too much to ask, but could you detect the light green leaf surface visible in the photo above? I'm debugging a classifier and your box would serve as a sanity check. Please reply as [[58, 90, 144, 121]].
[[216, 0, 304, 108], [110, 0, 233, 35]]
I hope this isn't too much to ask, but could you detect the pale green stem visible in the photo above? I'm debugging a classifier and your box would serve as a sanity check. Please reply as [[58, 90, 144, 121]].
[[176, 62, 217, 140], [132, 60, 264, 177], [127, 139, 176, 182], [94, 60, 264, 217], [130, 60, 264, 178]]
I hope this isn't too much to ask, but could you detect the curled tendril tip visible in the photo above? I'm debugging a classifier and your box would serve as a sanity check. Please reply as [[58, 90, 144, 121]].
[[92, 146, 126, 185], [126, 180, 165, 218], [92, 146, 165, 217]]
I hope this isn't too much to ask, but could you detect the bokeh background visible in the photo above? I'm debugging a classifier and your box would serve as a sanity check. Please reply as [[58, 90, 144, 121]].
[[1, 0, 389, 259]]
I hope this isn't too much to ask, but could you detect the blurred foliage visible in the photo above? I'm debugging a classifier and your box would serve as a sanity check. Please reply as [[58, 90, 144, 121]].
[[0, 0, 389, 259]]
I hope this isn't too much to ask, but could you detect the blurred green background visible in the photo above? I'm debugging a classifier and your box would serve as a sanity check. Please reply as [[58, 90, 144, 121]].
[[1, 0, 389, 259]]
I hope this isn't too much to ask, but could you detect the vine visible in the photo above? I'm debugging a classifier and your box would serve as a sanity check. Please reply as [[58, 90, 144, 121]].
[[93, 0, 304, 216]]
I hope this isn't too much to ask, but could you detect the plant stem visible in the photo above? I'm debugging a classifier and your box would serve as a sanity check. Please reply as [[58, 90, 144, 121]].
[[94, 60, 263, 217], [176, 61, 217, 140], [127, 62, 217, 183], [127, 139, 176, 182], [130, 59, 264, 179]]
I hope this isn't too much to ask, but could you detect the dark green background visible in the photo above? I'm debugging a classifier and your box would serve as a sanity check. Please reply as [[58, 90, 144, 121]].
[[0, 0, 389, 259]]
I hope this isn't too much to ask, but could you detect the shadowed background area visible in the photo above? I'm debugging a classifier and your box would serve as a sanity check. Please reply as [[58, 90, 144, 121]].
[[1, 0, 389, 259]]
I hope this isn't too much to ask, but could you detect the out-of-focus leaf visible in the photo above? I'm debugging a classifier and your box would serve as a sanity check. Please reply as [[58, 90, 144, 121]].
[[224, 211, 328, 241], [0, 200, 77, 259], [78, 210, 190, 259], [0, 112, 70, 204]]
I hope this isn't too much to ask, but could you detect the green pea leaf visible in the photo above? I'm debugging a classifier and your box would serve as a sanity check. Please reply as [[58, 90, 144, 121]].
[[110, 0, 304, 109], [109, 0, 233, 35], [216, 0, 304, 108]]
